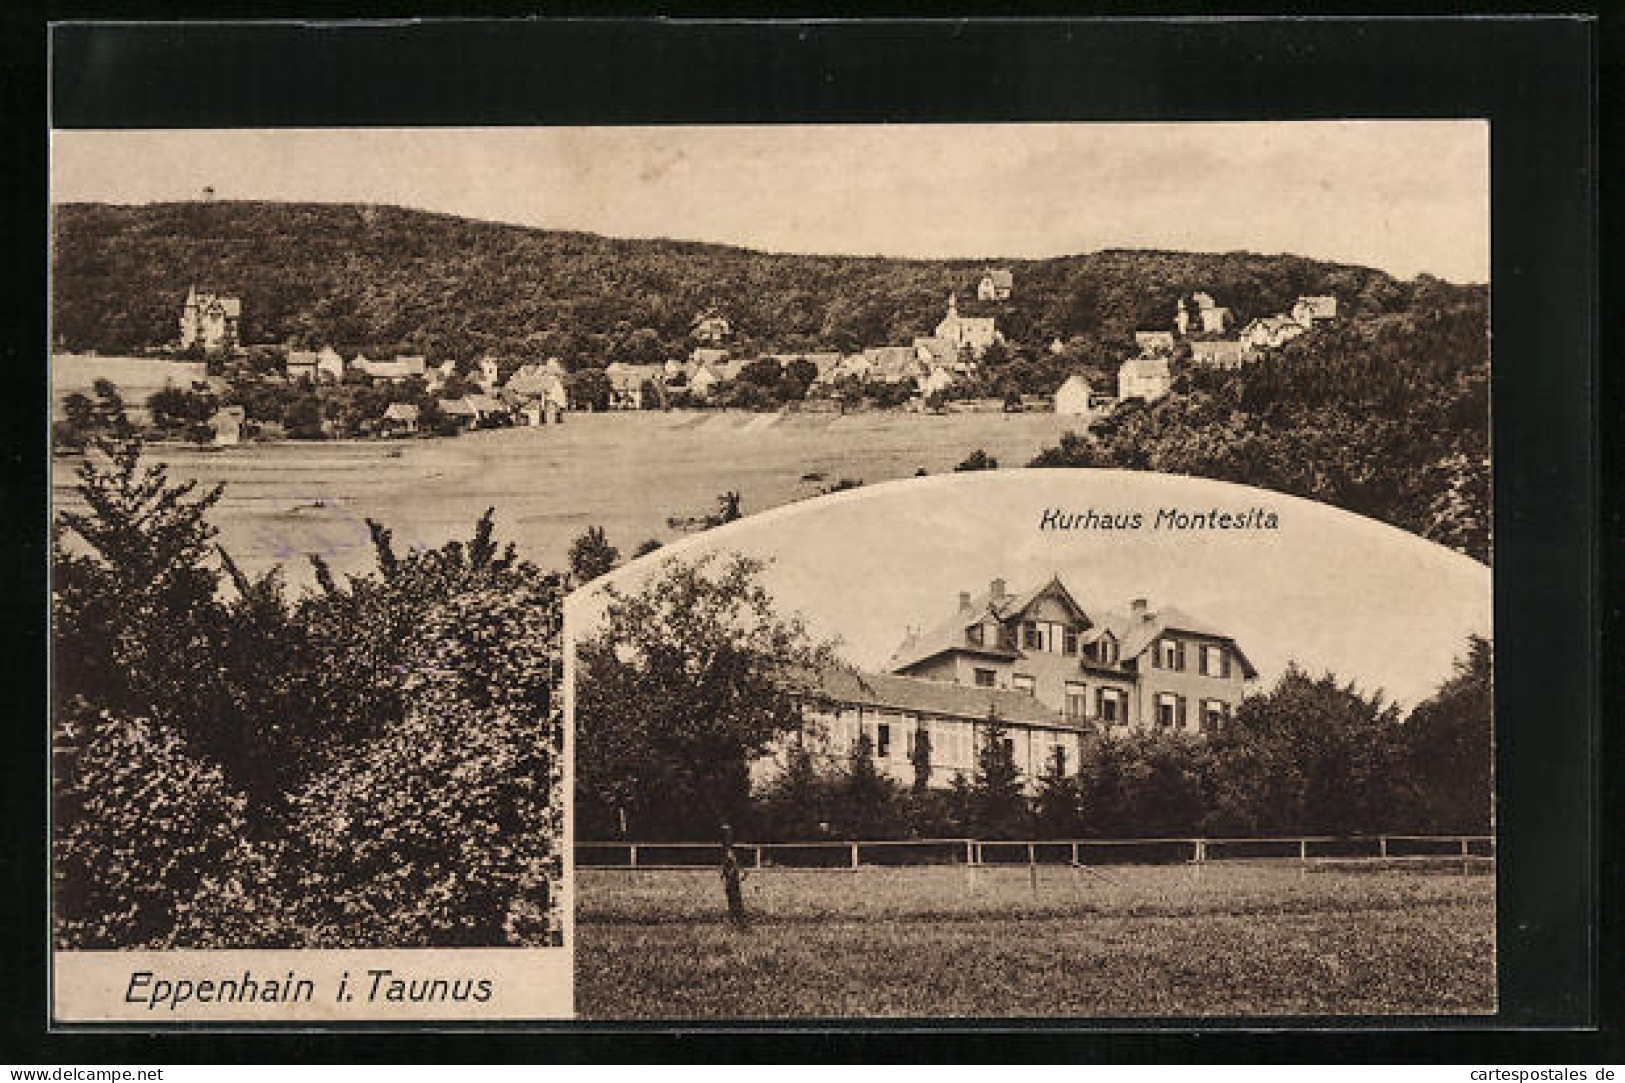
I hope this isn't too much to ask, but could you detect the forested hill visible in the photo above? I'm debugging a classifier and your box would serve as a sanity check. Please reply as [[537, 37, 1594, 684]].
[[51, 201, 1479, 362]]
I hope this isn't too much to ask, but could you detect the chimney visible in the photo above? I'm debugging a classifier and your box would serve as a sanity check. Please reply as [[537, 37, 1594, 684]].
[[958, 591, 972, 612], [1131, 598, 1150, 619], [990, 578, 1007, 602]]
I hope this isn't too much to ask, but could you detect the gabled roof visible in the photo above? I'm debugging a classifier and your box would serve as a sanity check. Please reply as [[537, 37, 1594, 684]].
[[864, 346, 921, 382], [507, 364, 567, 397], [605, 363, 666, 391], [1054, 372, 1093, 395], [383, 403, 419, 421], [1119, 355, 1171, 379], [1095, 604, 1259, 678], [1293, 295, 1338, 318], [983, 269, 1014, 289], [888, 576, 1092, 673], [1190, 339, 1252, 360], [790, 667, 1075, 729], [913, 336, 960, 364]]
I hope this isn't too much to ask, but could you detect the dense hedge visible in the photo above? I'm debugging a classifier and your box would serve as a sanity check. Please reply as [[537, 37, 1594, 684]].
[[52, 428, 566, 949]]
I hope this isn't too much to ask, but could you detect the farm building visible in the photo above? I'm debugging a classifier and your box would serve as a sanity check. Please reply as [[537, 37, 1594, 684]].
[[352, 354, 428, 383], [507, 363, 570, 413], [606, 363, 667, 409], [1134, 330, 1176, 355], [1117, 354, 1172, 402], [1240, 316, 1308, 351], [1053, 373, 1107, 417], [691, 307, 732, 345], [286, 350, 319, 383], [1189, 339, 1255, 370], [976, 268, 1013, 302], [1291, 295, 1339, 325], [381, 402, 419, 435], [208, 405, 246, 446]]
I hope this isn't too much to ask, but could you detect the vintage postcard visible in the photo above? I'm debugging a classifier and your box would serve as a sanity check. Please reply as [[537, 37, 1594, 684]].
[[49, 121, 1490, 1023]]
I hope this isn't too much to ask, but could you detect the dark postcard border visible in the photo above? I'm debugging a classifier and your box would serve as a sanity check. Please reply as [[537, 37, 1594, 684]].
[[12, 14, 1607, 1063]]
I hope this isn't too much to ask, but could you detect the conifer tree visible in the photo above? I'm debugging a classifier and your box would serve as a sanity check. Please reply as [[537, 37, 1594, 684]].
[[1032, 744, 1084, 838], [910, 724, 933, 794], [972, 708, 1028, 839]]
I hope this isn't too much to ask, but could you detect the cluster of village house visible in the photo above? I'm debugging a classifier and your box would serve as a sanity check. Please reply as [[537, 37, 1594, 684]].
[[597, 281, 1006, 410], [178, 275, 1338, 444], [1052, 291, 1340, 419], [766, 575, 1258, 791]]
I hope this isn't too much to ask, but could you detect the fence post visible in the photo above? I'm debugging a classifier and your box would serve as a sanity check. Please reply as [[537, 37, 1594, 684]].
[[1071, 841, 1080, 866], [850, 841, 860, 871], [754, 845, 762, 869], [1459, 837, 1469, 876], [1028, 841, 1038, 898], [1379, 836, 1388, 859], [1299, 838, 1308, 879], [629, 844, 638, 869]]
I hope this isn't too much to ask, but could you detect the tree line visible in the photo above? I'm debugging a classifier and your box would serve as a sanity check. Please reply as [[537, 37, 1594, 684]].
[[54, 201, 1460, 366]]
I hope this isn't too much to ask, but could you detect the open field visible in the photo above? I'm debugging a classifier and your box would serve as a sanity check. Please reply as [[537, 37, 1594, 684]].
[[52, 410, 1077, 588], [575, 864, 1496, 1019]]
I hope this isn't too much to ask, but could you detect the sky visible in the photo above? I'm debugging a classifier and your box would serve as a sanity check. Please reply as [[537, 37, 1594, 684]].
[[50, 122, 1489, 281], [568, 469, 1492, 712]]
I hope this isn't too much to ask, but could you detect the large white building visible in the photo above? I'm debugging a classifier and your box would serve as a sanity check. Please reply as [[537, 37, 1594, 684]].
[[768, 576, 1256, 791]]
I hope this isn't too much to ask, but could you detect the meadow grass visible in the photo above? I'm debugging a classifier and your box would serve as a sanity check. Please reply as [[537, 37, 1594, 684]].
[[52, 409, 1077, 587], [575, 864, 1495, 1019]]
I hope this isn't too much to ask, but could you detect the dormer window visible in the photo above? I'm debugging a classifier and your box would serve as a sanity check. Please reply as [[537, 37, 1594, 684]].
[[1093, 636, 1119, 666], [1022, 621, 1039, 649], [967, 624, 984, 648]]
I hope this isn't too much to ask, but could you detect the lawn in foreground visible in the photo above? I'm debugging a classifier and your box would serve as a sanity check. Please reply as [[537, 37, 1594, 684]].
[[575, 864, 1495, 1019]]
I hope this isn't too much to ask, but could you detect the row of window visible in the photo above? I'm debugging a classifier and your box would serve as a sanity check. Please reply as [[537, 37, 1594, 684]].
[[1154, 638, 1233, 678], [823, 715, 1077, 774], [1154, 693, 1233, 731], [1015, 620, 1122, 665], [1065, 683, 1128, 724]]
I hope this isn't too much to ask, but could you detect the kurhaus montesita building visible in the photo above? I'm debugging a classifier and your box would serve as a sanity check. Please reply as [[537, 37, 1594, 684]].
[[776, 576, 1258, 791]]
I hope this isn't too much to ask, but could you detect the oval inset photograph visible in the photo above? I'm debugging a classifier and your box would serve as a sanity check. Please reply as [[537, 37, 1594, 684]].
[[568, 469, 1492, 1020]]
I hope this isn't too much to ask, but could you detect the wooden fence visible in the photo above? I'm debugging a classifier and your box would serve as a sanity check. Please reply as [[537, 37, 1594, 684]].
[[577, 834, 1495, 872]]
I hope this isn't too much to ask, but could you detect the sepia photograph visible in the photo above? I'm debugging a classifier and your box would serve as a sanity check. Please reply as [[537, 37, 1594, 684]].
[[566, 470, 1493, 1019], [49, 120, 1490, 1022]]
